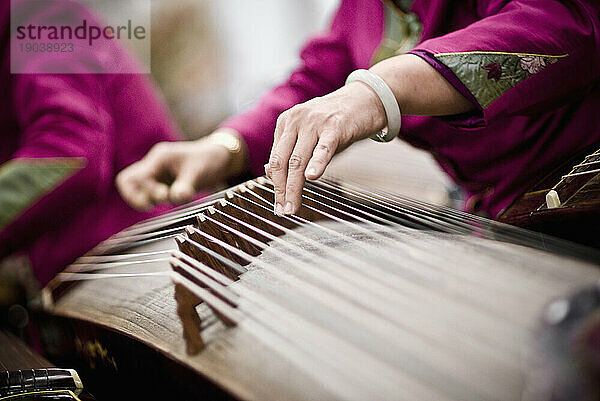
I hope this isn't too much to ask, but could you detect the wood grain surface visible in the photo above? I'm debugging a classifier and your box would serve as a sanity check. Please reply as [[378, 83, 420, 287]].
[[46, 221, 600, 400]]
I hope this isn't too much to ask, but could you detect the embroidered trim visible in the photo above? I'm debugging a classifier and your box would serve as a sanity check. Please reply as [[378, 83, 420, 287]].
[[0, 158, 84, 230], [434, 51, 568, 58], [434, 52, 567, 108], [482, 62, 502, 81], [518, 55, 558, 74], [371, 0, 422, 65]]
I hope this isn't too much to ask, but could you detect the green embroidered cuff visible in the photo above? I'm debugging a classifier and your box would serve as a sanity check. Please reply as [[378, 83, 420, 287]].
[[433, 51, 567, 109]]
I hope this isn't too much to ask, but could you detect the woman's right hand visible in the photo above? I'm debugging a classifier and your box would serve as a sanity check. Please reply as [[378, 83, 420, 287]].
[[116, 132, 241, 211]]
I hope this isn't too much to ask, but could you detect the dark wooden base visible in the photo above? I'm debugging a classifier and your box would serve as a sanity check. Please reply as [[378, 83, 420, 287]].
[[501, 207, 600, 249], [37, 314, 234, 401]]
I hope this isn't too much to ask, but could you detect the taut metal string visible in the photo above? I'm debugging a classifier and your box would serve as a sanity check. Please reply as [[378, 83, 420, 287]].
[[561, 168, 600, 179], [321, 177, 600, 262], [172, 249, 235, 287], [176, 235, 247, 277], [224, 196, 440, 286], [100, 226, 185, 249], [244, 183, 528, 293], [56, 271, 171, 281], [56, 171, 600, 287], [317, 178, 484, 228], [170, 272, 243, 324], [113, 199, 219, 238], [197, 212, 433, 326], [252, 180, 472, 267], [114, 181, 266, 239], [180, 223, 441, 354], [253, 179, 466, 242], [254, 178, 469, 237], [300, 179, 472, 235], [249, 180, 599, 285], [227, 192, 442, 284], [95, 233, 181, 255], [208, 200, 532, 326], [66, 257, 170, 273], [552, 150, 600, 190], [170, 269, 411, 399], [75, 250, 172, 264], [179, 224, 428, 332], [314, 177, 587, 256], [315, 179, 543, 247], [199, 213, 410, 311], [171, 258, 239, 307], [571, 160, 600, 169], [323, 177, 480, 225]]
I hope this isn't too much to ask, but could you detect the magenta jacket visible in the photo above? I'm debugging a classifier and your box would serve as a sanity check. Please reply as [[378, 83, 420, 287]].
[[0, 1, 179, 285], [222, 0, 600, 218]]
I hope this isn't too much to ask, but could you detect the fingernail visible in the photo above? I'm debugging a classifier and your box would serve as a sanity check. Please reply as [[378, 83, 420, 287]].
[[275, 203, 284, 215], [284, 202, 293, 214], [306, 167, 317, 177]]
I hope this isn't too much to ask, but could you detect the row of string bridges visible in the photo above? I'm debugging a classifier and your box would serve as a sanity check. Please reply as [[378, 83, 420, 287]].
[[55, 175, 598, 287]]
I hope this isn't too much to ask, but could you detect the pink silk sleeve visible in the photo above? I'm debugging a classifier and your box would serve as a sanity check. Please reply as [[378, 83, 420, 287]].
[[0, 0, 180, 260], [409, 0, 600, 126], [0, 71, 179, 261]]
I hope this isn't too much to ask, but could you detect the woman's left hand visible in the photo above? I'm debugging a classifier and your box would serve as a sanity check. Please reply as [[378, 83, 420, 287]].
[[267, 81, 386, 215]]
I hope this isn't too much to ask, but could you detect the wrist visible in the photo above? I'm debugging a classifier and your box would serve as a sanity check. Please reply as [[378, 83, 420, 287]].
[[202, 129, 248, 177], [345, 81, 387, 134], [345, 69, 401, 142]]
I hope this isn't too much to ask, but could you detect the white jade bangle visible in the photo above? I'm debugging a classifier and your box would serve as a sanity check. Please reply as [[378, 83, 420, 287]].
[[345, 69, 401, 143]]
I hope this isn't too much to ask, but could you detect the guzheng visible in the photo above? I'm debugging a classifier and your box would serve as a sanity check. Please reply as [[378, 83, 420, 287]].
[[0, 330, 89, 400], [500, 146, 600, 247], [41, 176, 600, 401]]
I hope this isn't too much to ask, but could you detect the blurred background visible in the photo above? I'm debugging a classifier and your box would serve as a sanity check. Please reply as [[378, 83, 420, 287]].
[[149, 0, 340, 138]]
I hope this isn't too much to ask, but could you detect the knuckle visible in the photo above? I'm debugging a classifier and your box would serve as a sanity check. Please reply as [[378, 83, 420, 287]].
[[269, 154, 285, 171], [288, 104, 305, 117], [321, 128, 343, 144], [276, 112, 288, 126], [152, 141, 169, 152], [116, 176, 128, 191], [324, 114, 344, 130], [115, 170, 126, 183], [311, 155, 327, 165], [148, 142, 172, 159], [274, 188, 286, 198], [274, 119, 286, 139], [305, 111, 320, 123], [286, 107, 297, 118], [288, 154, 305, 170], [116, 169, 135, 186], [285, 183, 300, 195], [315, 142, 333, 155]]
